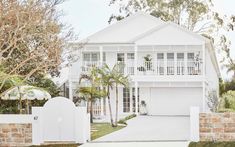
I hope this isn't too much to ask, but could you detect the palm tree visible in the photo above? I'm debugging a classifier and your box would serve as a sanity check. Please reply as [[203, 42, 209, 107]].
[[98, 63, 129, 127], [112, 70, 129, 127], [78, 87, 106, 123], [98, 64, 116, 127], [78, 66, 105, 123]]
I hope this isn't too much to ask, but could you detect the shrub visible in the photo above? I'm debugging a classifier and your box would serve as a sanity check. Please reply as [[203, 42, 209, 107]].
[[189, 141, 235, 147], [118, 114, 136, 125], [219, 90, 235, 112]]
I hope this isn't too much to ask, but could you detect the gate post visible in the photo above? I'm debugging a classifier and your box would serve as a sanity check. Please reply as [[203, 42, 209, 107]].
[[32, 107, 43, 145]]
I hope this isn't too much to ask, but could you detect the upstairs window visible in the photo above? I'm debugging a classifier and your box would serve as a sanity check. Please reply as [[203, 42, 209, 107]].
[[83, 53, 99, 62]]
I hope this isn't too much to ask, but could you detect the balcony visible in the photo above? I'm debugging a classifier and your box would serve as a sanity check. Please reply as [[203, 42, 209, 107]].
[[81, 60, 202, 76], [136, 60, 202, 76]]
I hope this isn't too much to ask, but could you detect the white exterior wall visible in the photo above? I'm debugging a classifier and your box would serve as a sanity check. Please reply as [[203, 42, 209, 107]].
[[205, 49, 219, 92], [205, 48, 219, 112]]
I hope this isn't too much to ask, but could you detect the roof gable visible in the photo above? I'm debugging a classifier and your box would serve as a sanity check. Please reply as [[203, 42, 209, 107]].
[[135, 22, 205, 45], [84, 12, 165, 43]]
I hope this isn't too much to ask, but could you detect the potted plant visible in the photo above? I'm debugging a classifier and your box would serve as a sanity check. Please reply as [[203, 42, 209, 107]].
[[144, 54, 154, 75], [140, 100, 147, 115], [137, 66, 146, 75]]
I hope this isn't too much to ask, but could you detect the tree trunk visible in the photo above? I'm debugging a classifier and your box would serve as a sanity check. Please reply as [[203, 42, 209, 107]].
[[107, 87, 114, 127], [90, 99, 93, 123], [115, 84, 118, 127]]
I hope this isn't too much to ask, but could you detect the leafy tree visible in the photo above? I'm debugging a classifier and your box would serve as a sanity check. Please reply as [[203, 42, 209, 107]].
[[0, 0, 77, 91], [219, 90, 235, 112], [26, 75, 60, 97], [108, 0, 235, 74]]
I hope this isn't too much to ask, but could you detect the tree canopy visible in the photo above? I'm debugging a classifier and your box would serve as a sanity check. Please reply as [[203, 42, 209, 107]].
[[0, 0, 76, 91]]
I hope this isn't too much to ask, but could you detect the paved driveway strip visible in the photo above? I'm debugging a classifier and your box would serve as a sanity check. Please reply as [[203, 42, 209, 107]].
[[94, 116, 190, 142], [81, 142, 189, 147]]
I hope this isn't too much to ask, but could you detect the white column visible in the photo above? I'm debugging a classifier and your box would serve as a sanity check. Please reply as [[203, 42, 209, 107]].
[[164, 52, 167, 75], [184, 46, 188, 75], [99, 46, 104, 116], [134, 45, 138, 75], [130, 87, 133, 113], [202, 44, 206, 112], [99, 46, 103, 66], [202, 44, 206, 76], [69, 64, 73, 100], [174, 52, 177, 75], [135, 82, 138, 115]]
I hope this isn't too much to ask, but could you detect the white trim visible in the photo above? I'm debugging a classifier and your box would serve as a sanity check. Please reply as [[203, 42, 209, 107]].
[[131, 22, 205, 43], [0, 115, 32, 123], [82, 12, 164, 44]]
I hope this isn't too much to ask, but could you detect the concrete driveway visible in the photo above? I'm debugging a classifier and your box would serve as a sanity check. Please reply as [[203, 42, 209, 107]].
[[94, 116, 190, 142]]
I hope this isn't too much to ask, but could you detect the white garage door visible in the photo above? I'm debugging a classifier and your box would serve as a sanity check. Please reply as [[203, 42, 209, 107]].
[[148, 87, 202, 115]]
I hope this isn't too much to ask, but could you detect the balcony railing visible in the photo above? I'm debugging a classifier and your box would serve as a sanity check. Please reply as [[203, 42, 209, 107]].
[[81, 60, 202, 76], [137, 60, 202, 76], [81, 61, 100, 73]]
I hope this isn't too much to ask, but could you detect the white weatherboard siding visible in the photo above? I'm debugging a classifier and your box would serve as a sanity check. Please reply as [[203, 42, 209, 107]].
[[68, 12, 220, 125], [135, 23, 204, 45], [148, 87, 202, 115]]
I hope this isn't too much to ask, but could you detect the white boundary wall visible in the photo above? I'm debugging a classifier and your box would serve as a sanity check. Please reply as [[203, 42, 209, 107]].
[[0, 97, 90, 145]]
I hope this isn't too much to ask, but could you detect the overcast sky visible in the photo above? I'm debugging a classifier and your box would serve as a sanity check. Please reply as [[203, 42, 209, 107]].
[[59, 0, 235, 80]]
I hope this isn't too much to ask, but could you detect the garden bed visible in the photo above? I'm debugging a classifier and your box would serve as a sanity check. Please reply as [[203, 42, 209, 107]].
[[189, 142, 235, 147]]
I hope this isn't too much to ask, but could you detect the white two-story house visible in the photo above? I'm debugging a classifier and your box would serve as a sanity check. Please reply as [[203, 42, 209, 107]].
[[68, 12, 220, 120]]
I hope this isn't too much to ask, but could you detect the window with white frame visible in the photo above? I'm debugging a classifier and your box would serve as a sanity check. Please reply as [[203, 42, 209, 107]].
[[123, 88, 130, 113], [167, 53, 174, 75], [132, 88, 139, 113], [127, 53, 135, 75], [157, 53, 164, 75], [187, 53, 195, 75], [177, 53, 184, 75]]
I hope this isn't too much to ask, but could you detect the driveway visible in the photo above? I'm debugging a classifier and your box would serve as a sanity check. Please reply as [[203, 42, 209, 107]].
[[94, 116, 190, 142], [81, 142, 189, 147]]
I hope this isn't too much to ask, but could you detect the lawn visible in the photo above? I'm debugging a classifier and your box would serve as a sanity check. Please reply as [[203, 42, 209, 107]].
[[31, 144, 78, 147], [91, 123, 125, 140]]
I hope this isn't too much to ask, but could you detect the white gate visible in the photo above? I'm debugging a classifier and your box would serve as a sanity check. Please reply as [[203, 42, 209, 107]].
[[32, 97, 90, 145], [43, 97, 76, 142]]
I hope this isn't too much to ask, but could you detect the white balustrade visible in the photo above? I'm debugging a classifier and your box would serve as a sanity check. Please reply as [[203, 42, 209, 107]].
[[81, 60, 202, 76]]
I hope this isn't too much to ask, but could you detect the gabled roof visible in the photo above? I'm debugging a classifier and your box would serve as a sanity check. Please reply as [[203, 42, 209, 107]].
[[83, 12, 165, 43], [134, 22, 205, 45]]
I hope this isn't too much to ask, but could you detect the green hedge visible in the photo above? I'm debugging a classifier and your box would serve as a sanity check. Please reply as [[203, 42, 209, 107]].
[[118, 114, 137, 125], [189, 142, 235, 147]]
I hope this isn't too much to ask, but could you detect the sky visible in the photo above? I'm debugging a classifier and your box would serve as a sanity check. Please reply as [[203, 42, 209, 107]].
[[58, 0, 235, 80]]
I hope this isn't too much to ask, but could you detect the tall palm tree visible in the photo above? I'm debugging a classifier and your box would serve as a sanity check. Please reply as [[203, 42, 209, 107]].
[[98, 63, 129, 127], [112, 69, 129, 127], [98, 64, 116, 127], [78, 66, 105, 123]]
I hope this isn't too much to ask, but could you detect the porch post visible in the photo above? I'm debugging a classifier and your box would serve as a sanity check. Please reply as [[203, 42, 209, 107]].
[[68, 65, 73, 100], [99, 46, 103, 66], [134, 45, 138, 75], [202, 44, 206, 112], [184, 46, 188, 75], [135, 81, 138, 115]]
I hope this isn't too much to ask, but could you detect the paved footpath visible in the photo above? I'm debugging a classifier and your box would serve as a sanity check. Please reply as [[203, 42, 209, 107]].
[[80, 142, 189, 147]]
